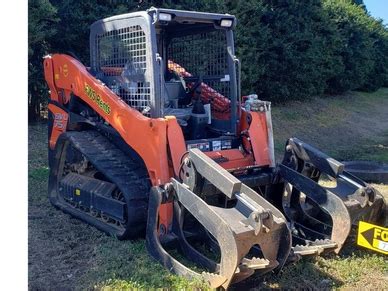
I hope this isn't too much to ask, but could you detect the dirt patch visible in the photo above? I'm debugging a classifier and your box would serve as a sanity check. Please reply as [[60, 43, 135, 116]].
[[28, 123, 106, 290]]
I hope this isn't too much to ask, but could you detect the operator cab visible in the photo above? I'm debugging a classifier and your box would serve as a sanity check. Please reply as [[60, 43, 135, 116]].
[[90, 8, 239, 147], [153, 8, 238, 143]]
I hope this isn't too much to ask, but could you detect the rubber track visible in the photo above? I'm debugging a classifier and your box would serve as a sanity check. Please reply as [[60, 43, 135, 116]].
[[65, 130, 150, 238]]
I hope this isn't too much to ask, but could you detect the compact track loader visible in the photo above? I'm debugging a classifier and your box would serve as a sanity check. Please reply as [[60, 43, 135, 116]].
[[44, 8, 385, 288]]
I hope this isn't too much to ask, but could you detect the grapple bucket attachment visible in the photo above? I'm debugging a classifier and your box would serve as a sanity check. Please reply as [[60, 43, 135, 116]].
[[146, 149, 291, 289], [273, 138, 386, 255]]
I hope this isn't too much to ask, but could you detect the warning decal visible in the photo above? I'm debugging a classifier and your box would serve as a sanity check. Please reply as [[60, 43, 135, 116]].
[[357, 221, 388, 255]]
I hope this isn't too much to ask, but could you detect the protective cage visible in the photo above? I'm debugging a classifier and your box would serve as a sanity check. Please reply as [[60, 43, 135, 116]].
[[90, 13, 157, 116], [90, 9, 238, 124]]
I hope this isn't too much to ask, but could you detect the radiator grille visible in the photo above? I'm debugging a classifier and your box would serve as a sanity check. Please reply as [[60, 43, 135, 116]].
[[95, 25, 151, 116]]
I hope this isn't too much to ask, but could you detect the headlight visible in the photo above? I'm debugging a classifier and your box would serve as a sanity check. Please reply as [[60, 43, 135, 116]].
[[159, 13, 172, 22], [220, 19, 233, 28]]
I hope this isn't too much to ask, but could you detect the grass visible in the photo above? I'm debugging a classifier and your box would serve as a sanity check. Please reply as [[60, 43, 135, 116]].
[[28, 123, 206, 290], [29, 88, 388, 290], [88, 239, 208, 290], [272, 88, 388, 162], [248, 248, 388, 290], [28, 167, 203, 289], [29, 167, 49, 180]]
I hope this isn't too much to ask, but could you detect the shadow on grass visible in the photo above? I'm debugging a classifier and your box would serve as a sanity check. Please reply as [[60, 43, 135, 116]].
[[231, 235, 388, 290], [231, 257, 343, 290]]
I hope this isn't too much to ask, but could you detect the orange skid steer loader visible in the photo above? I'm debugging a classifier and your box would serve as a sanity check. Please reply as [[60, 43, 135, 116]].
[[44, 8, 385, 289]]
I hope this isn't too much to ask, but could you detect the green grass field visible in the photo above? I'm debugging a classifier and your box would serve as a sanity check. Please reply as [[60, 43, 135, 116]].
[[28, 89, 388, 290]]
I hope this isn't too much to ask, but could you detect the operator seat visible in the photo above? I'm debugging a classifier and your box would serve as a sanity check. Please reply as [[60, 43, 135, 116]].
[[163, 73, 192, 125]]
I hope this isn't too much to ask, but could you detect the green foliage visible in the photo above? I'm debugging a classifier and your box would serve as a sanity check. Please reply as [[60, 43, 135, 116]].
[[28, 0, 388, 119], [28, 0, 58, 121], [29, 167, 49, 181], [233, 0, 345, 101], [360, 19, 388, 91], [323, 0, 388, 93], [49, 0, 138, 64]]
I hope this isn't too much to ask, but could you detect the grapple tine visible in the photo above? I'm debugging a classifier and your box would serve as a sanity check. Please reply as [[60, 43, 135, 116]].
[[279, 164, 351, 252], [147, 149, 292, 289], [172, 201, 218, 272], [146, 187, 213, 283], [171, 179, 240, 289], [275, 137, 386, 255], [239, 184, 292, 269], [171, 178, 291, 288]]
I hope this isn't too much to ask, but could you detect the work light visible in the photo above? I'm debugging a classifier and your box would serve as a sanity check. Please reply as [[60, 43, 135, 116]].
[[220, 19, 233, 27], [159, 13, 172, 22]]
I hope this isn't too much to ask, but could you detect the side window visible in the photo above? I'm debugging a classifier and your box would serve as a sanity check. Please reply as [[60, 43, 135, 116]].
[[95, 25, 151, 116]]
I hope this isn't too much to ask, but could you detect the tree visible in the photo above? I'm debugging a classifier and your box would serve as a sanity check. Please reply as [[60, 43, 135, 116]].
[[231, 0, 344, 101], [323, 0, 388, 93], [351, 0, 366, 11], [28, 0, 58, 121]]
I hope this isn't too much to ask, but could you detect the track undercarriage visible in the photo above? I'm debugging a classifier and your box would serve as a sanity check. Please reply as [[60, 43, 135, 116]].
[[48, 131, 150, 239]]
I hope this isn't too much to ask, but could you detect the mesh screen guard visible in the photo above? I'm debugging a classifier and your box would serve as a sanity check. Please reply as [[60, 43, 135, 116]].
[[89, 15, 237, 122], [94, 25, 152, 116], [167, 30, 233, 119]]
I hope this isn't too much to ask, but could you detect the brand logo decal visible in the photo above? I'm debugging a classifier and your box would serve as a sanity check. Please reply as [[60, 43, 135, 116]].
[[54, 112, 67, 129], [84, 83, 111, 115]]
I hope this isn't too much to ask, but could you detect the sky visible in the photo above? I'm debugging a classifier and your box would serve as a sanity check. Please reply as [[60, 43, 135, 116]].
[[364, 0, 388, 24]]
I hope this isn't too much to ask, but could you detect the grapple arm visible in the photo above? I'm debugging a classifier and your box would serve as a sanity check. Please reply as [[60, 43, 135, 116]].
[[276, 138, 385, 254], [146, 148, 291, 289]]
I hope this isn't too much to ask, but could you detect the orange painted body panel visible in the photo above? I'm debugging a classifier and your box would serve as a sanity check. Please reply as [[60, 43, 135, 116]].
[[166, 116, 187, 177], [240, 110, 253, 154], [205, 149, 254, 170], [48, 103, 69, 150], [44, 54, 170, 186], [158, 202, 173, 234], [247, 111, 271, 166], [44, 58, 59, 102]]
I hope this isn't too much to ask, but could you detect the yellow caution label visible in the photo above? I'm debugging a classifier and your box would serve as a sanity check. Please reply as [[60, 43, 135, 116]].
[[75, 189, 81, 196], [357, 221, 388, 255]]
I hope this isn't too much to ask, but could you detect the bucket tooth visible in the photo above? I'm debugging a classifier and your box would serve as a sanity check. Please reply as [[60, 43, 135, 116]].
[[201, 272, 227, 288], [293, 244, 323, 256], [240, 257, 271, 269], [293, 240, 337, 256], [311, 239, 338, 249]]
